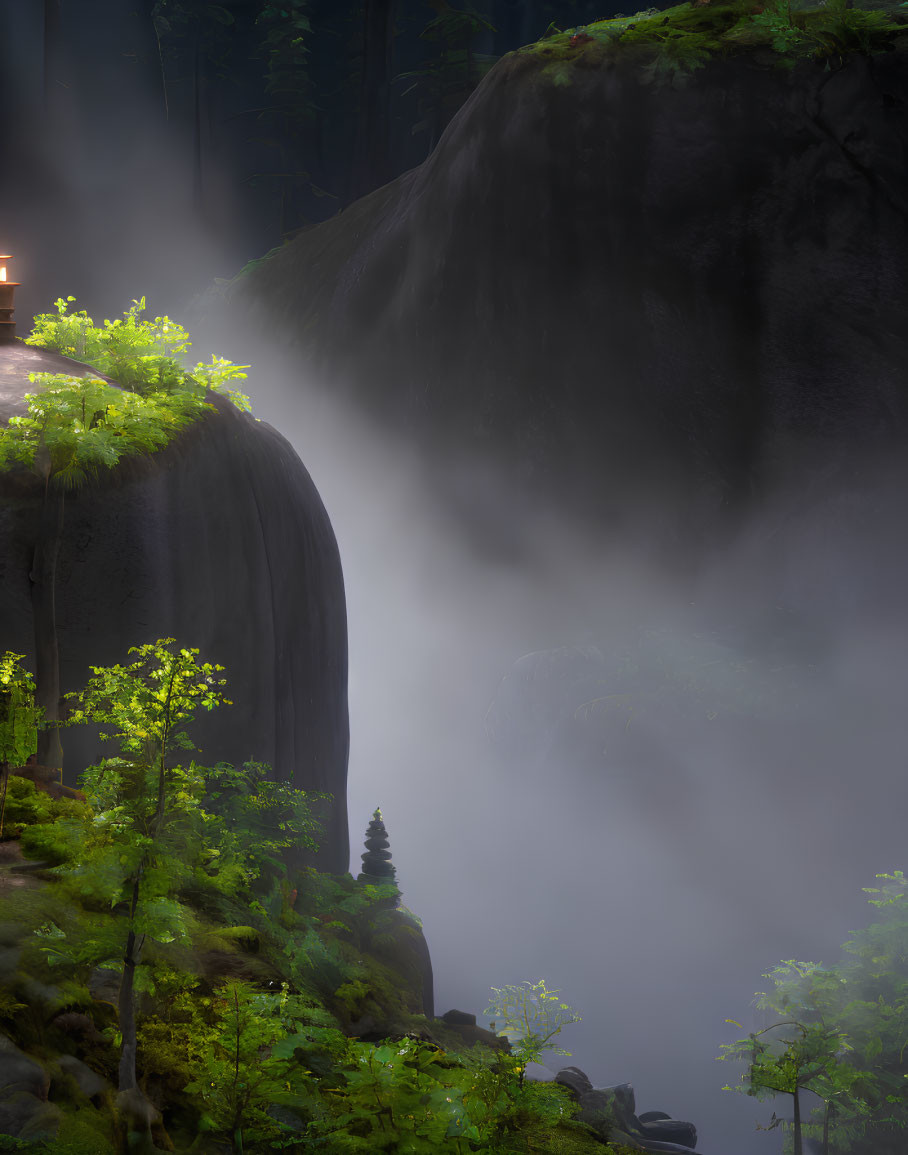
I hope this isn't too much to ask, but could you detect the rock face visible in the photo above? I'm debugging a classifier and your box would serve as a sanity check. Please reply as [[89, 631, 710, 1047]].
[[223, 42, 908, 536], [0, 342, 350, 871], [555, 1068, 700, 1152]]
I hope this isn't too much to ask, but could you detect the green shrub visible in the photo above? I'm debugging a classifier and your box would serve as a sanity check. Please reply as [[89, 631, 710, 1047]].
[[1, 776, 74, 838], [26, 296, 252, 412]]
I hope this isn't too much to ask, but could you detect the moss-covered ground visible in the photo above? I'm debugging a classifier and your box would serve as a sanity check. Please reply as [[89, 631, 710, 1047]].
[[517, 0, 908, 84], [0, 776, 639, 1153]]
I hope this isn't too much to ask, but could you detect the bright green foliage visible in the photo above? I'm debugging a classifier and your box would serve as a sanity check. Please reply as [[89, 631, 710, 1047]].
[[30, 640, 323, 1108], [0, 371, 207, 488], [722, 873, 908, 1153], [719, 1013, 862, 1153], [0, 653, 41, 769], [184, 978, 316, 1153], [198, 759, 326, 893], [4, 776, 82, 847], [485, 979, 581, 1068], [301, 1034, 580, 1152], [46, 641, 322, 939], [64, 638, 229, 766], [25, 295, 252, 410], [0, 653, 44, 840]]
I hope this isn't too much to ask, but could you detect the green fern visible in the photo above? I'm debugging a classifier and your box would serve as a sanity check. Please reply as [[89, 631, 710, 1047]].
[[25, 296, 252, 412]]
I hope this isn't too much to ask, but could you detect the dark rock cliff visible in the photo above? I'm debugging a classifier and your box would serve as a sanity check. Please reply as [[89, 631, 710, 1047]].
[[0, 343, 350, 872], [220, 35, 908, 537]]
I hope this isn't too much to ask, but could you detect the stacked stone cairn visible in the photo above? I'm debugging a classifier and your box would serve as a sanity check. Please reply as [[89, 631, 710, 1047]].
[[357, 807, 399, 903]]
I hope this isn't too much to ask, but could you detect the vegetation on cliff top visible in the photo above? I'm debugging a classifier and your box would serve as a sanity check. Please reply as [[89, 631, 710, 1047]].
[[520, 0, 908, 84]]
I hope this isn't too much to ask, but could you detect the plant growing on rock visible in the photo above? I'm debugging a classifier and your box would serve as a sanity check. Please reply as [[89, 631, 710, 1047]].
[[25, 295, 252, 410]]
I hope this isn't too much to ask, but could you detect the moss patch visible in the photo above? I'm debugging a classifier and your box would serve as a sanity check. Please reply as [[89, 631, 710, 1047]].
[[518, 0, 908, 83]]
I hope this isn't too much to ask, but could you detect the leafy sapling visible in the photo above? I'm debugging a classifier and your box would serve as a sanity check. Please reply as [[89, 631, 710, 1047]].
[[720, 1018, 856, 1155], [485, 979, 581, 1085], [34, 639, 325, 1151]]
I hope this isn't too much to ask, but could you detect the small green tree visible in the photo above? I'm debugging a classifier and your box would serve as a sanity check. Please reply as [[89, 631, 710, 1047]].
[[184, 978, 316, 1154], [719, 1015, 860, 1155], [485, 979, 581, 1084], [57, 640, 231, 1149], [34, 639, 324, 1152]]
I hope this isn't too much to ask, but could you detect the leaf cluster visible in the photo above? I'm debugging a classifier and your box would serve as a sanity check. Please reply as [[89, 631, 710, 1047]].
[[533, 1, 906, 88], [0, 371, 209, 488], [25, 294, 251, 411], [0, 652, 42, 768], [485, 979, 582, 1066], [722, 872, 908, 1153]]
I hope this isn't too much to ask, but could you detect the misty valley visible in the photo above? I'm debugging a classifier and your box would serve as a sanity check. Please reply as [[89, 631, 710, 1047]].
[[3, 0, 908, 1153]]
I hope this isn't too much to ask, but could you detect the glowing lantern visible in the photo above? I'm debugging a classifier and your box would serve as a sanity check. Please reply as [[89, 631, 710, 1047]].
[[0, 255, 19, 341]]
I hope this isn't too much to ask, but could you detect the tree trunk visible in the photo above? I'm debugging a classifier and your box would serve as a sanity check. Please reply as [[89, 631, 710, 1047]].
[[30, 487, 64, 771], [118, 926, 141, 1093], [0, 762, 9, 839], [116, 875, 158, 1153], [793, 1087, 802, 1155], [349, 0, 394, 201]]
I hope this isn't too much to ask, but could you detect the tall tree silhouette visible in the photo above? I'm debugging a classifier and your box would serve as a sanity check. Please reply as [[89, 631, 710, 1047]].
[[349, 0, 395, 201]]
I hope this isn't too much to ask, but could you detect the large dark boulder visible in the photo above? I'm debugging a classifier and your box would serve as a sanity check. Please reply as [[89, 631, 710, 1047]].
[[556, 1070, 700, 1153], [219, 35, 908, 539], [0, 342, 349, 871]]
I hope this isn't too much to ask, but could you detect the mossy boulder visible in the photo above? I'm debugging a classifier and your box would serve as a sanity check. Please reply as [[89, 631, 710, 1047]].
[[0, 342, 349, 872]]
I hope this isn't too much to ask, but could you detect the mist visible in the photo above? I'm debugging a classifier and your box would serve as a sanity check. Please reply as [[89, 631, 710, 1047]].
[[198, 338, 908, 1155], [3, 5, 908, 1151]]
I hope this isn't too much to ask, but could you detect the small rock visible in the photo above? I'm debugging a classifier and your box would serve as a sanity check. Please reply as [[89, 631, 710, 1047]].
[[0, 1034, 49, 1099], [0, 1092, 61, 1141], [441, 1009, 476, 1026], [555, 1065, 594, 1098], [638, 1117, 697, 1148]]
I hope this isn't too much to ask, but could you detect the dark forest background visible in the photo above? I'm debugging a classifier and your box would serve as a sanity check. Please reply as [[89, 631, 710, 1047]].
[[2, 1, 620, 299]]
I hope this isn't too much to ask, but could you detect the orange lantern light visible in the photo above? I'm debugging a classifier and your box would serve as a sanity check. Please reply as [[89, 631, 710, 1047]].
[[0, 255, 20, 341]]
